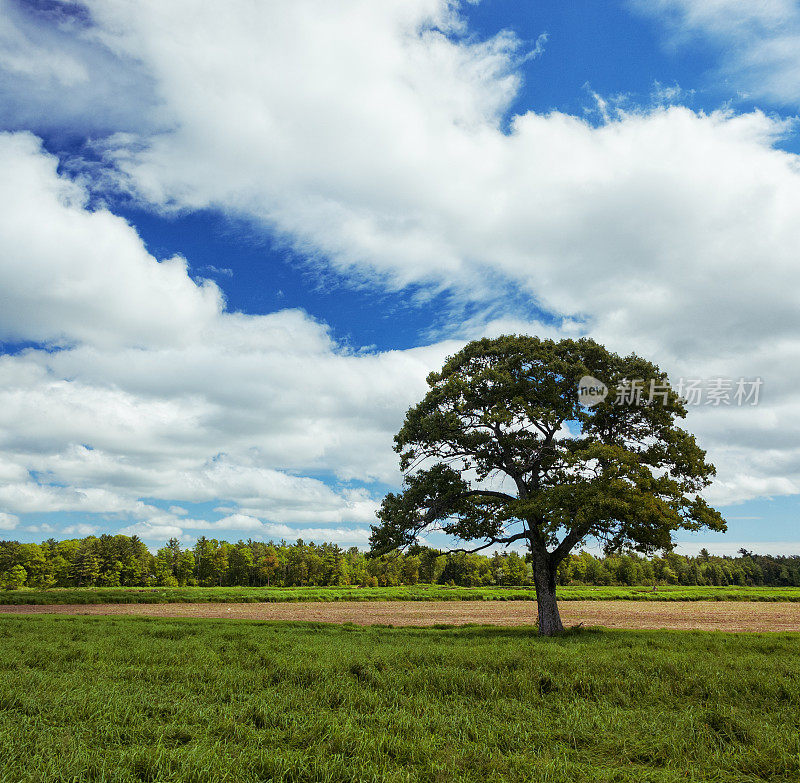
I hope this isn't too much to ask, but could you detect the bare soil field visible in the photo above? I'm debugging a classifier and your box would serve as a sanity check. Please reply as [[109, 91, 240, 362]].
[[4, 599, 800, 631]]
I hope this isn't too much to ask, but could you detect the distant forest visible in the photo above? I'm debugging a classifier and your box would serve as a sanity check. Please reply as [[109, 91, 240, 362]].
[[0, 535, 798, 589]]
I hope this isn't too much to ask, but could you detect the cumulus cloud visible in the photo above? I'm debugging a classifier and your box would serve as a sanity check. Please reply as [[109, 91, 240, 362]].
[[50, 1, 800, 507], [0, 132, 222, 348], [0, 0, 157, 135], [2, 0, 800, 544], [49, 3, 797, 363], [180, 514, 372, 545], [62, 523, 100, 536], [119, 521, 186, 542], [0, 511, 18, 530], [118, 513, 372, 546], [23, 523, 55, 535], [0, 131, 456, 542]]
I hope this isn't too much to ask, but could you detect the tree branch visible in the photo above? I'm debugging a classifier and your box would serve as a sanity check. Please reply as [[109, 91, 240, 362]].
[[449, 530, 529, 554], [460, 489, 517, 503], [550, 523, 593, 564]]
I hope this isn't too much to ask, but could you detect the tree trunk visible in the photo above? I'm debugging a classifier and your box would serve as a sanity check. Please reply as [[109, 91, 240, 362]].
[[532, 554, 564, 636]]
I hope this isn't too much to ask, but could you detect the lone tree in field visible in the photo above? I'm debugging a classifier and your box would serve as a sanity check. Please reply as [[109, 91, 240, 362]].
[[369, 336, 725, 635]]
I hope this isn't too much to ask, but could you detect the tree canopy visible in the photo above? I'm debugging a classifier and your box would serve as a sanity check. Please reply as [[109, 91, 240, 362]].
[[3, 534, 797, 590], [370, 335, 726, 634]]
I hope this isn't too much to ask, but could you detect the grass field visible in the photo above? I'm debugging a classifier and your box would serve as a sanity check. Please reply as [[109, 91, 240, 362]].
[[0, 617, 798, 782], [7, 598, 800, 632], [3, 584, 800, 605]]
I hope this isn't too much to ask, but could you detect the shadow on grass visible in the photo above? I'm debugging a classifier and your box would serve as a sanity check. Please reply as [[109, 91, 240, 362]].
[[369, 622, 608, 641]]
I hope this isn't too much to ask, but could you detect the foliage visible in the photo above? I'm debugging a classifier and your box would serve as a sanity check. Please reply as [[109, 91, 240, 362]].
[[370, 336, 725, 633], [0, 617, 798, 782], [0, 564, 26, 590], [1, 535, 799, 592]]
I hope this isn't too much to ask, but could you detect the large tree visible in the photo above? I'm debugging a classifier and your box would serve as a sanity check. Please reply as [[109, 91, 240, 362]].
[[369, 336, 725, 635]]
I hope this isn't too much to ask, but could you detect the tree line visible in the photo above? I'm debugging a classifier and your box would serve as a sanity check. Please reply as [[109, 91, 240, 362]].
[[0, 535, 798, 589]]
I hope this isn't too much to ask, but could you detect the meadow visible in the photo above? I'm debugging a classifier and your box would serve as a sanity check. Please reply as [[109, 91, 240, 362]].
[[2, 584, 800, 605], [0, 616, 797, 782]]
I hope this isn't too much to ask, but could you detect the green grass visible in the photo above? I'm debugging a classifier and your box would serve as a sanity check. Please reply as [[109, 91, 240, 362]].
[[3, 584, 800, 605], [0, 617, 798, 782]]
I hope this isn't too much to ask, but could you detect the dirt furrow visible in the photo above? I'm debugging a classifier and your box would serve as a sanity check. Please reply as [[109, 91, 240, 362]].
[[4, 599, 800, 631]]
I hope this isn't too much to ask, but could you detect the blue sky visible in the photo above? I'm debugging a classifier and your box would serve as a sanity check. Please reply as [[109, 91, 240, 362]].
[[1, 0, 800, 554]]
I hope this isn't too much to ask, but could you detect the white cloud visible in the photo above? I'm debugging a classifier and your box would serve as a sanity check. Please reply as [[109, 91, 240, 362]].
[[61, 523, 100, 536], [0, 131, 455, 537], [119, 521, 185, 542], [262, 525, 371, 546], [23, 523, 55, 535], [180, 514, 371, 545], [48, 3, 798, 364], [0, 511, 18, 530], [0, 0, 157, 134], [118, 513, 372, 546], [195, 514, 265, 531], [631, 0, 800, 107], [674, 540, 800, 557], [576, 538, 800, 557], [0, 1, 87, 87], [49, 1, 800, 508], [650, 80, 694, 106], [0, 132, 222, 348], [2, 1, 800, 540]]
